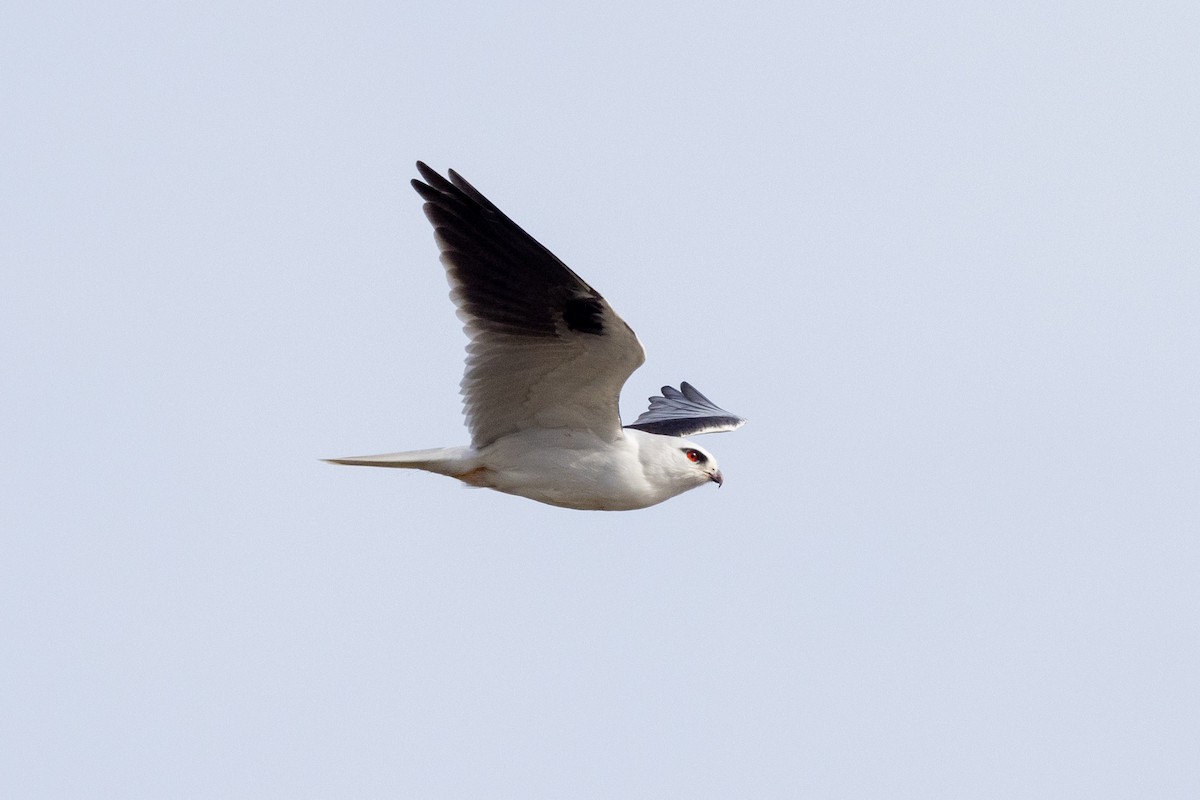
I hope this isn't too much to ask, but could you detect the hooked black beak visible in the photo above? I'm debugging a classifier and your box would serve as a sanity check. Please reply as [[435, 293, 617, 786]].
[[710, 470, 723, 487]]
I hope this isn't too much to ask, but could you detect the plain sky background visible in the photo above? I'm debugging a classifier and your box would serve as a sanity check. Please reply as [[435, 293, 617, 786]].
[[3, 1, 1198, 797]]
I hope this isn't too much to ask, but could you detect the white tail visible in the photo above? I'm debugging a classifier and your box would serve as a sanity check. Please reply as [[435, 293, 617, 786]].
[[324, 446, 473, 477]]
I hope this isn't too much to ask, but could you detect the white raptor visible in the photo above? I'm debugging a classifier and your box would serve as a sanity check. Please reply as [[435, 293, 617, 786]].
[[327, 162, 745, 510]]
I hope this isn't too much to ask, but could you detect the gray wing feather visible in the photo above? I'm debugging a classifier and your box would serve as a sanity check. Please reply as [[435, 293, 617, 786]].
[[625, 382, 746, 437]]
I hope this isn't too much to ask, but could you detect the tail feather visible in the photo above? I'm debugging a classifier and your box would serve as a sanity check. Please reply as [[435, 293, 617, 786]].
[[324, 446, 472, 477]]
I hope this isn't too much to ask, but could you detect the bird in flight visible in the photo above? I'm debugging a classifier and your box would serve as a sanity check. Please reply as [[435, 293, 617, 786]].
[[327, 162, 745, 510]]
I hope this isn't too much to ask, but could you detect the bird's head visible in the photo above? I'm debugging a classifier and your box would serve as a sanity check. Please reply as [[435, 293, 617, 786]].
[[675, 441, 723, 488], [625, 427, 725, 503]]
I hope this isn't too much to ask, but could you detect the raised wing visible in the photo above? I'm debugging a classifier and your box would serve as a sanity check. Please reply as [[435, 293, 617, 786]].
[[412, 162, 646, 448], [625, 382, 746, 437]]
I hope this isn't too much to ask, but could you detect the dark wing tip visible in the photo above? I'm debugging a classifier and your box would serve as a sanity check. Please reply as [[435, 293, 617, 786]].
[[406, 160, 610, 342], [413, 162, 460, 199], [412, 162, 491, 207], [414, 160, 437, 182]]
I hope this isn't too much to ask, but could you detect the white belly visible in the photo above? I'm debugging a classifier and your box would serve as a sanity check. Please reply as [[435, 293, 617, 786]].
[[474, 429, 674, 511]]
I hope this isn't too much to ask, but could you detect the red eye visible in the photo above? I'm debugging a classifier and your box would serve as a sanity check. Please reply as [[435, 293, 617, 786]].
[[685, 449, 702, 463]]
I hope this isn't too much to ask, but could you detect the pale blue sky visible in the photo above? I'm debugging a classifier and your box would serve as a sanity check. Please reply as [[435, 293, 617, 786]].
[[3, 2, 1199, 797]]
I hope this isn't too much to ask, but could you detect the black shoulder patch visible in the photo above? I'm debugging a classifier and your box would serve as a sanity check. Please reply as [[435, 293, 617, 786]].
[[563, 296, 604, 335]]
